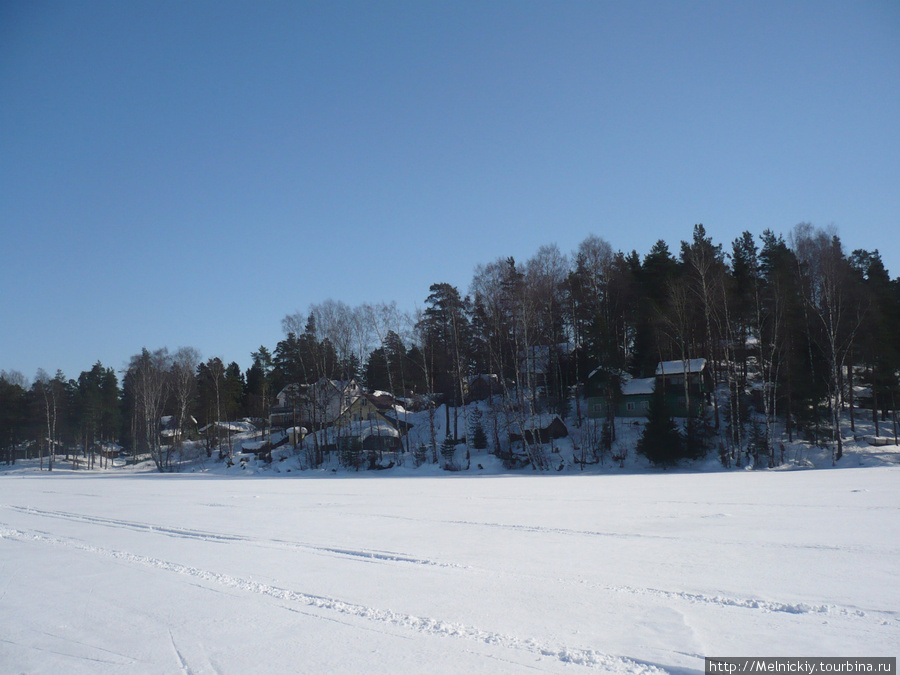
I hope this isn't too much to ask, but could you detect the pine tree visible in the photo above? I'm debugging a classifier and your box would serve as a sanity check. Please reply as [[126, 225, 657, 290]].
[[440, 435, 457, 469], [637, 389, 684, 467], [341, 437, 362, 470], [470, 407, 488, 450], [748, 416, 769, 467]]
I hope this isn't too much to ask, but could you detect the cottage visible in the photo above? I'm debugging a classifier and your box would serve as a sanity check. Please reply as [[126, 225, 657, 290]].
[[269, 378, 362, 430], [585, 359, 711, 419], [654, 358, 711, 417], [509, 414, 569, 444], [465, 374, 502, 402], [335, 419, 403, 453], [585, 373, 655, 419]]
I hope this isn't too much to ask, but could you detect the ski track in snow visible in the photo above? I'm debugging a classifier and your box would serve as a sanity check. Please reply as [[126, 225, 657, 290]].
[[363, 511, 897, 555], [0, 504, 467, 569], [168, 629, 193, 675], [4, 504, 895, 628], [597, 584, 887, 620], [0, 524, 666, 674]]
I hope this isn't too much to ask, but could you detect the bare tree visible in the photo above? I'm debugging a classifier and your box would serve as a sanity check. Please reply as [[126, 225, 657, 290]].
[[791, 224, 863, 462], [34, 369, 60, 471], [127, 348, 172, 472]]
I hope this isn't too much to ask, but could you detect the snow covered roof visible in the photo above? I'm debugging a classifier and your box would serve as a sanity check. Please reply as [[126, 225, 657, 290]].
[[622, 377, 655, 396], [340, 420, 401, 440], [509, 414, 567, 434], [382, 403, 408, 417], [199, 421, 257, 433], [468, 374, 499, 384], [656, 359, 707, 376]]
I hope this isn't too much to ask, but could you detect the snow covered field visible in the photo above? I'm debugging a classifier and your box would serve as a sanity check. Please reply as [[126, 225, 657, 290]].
[[1, 467, 898, 674]]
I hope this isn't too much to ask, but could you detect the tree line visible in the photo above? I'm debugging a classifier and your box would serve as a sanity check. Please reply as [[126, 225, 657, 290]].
[[2, 222, 898, 470]]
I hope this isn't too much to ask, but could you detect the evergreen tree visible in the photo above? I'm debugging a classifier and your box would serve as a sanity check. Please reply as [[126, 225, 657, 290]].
[[636, 389, 684, 467], [440, 435, 457, 468], [469, 406, 488, 450], [747, 416, 769, 467], [0, 372, 28, 465]]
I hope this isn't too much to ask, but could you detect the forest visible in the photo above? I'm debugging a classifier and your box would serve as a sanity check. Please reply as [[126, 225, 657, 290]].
[[2, 222, 899, 472]]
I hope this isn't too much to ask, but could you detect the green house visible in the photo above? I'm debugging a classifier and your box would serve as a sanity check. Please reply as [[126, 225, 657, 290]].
[[586, 372, 655, 419], [586, 359, 711, 419], [654, 359, 711, 418]]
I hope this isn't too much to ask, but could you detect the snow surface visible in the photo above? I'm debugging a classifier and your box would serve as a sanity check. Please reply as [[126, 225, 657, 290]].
[[1, 465, 898, 673]]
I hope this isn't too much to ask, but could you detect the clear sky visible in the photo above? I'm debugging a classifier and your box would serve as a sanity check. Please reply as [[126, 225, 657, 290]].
[[2, 1, 899, 382]]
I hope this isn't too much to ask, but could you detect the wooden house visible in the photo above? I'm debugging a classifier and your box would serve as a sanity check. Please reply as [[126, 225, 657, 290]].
[[585, 371, 655, 419], [465, 374, 502, 402], [509, 414, 569, 444], [654, 359, 711, 417], [269, 378, 362, 430]]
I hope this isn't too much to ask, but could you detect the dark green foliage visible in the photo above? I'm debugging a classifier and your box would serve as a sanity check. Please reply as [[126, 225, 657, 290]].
[[418, 283, 470, 403], [364, 331, 423, 394], [683, 415, 712, 460], [0, 373, 28, 464], [440, 435, 457, 467], [637, 389, 684, 467], [7, 223, 900, 472], [340, 437, 362, 470], [601, 419, 613, 454], [748, 416, 769, 466], [470, 408, 488, 450], [413, 443, 429, 467]]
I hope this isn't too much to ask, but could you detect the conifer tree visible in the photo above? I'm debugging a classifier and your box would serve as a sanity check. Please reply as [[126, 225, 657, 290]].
[[469, 406, 488, 450], [637, 389, 684, 467]]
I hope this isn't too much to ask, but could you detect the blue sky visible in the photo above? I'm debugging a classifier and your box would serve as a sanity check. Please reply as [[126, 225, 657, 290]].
[[2, 1, 899, 381]]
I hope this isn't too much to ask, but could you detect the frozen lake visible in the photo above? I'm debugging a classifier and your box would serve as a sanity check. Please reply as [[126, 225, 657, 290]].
[[1, 467, 898, 673]]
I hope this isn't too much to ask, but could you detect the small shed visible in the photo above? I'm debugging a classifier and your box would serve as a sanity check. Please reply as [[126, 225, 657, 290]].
[[466, 374, 502, 402], [336, 420, 402, 453], [509, 414, 569, 444]]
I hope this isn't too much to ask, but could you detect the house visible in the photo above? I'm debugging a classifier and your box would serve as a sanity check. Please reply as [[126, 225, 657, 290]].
[[465, 374, 502, 402], [269, 378, 362, 430], [269, 383, 306, 428], [335, 391, 414, 438], [159, 415, 197, 444], [509, 414, 569, 444], [585, 373, 655, 419], [335, 419, 403, 454], [654, 359, 712, 417], [585, 359, 711, 419], [335, 391, 394, 427], [97, 441, 124, 459], [618, 377, 656, 416]]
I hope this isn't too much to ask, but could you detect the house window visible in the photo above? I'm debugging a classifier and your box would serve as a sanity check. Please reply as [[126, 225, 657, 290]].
[[626, 402, 635, 412], [641, 400, 650, 411]]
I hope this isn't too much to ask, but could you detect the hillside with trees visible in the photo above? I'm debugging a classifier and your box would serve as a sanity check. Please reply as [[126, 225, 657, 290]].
[[2, 223, 899, 472]]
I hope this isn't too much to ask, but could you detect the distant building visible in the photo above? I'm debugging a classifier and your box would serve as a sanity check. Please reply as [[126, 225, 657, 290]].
[[654, 359, 711, 417], [586, 359, 711, 419], [586, 373, 655, 419], [269, 378, 362, 430]]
